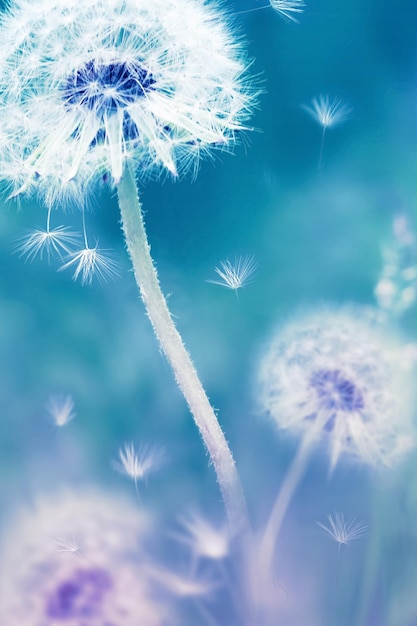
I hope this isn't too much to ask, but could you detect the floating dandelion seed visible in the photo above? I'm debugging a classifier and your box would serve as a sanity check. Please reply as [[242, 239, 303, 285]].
[[174, 512, 230, 560], [60, 246, 119, 285], [113, 443, 164, 488], [270, 0, 306, 22], [238, 0, 305, 23], [16, 225, 79, 262], [303, 95, 352, 168], [55, 535, 81, 556], [46, 394, 75, 427], [207, 255, 257, 292], [0, 0, 253, 531], [317, 513, 368, 549]]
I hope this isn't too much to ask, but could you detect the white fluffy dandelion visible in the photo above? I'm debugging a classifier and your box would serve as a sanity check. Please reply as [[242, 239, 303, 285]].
[[0, 0, 253, 201], [256, 308, 415, 584], [0, 489, 170, 625], [259, 308, 415, 469], [0, 0, 252, 534]]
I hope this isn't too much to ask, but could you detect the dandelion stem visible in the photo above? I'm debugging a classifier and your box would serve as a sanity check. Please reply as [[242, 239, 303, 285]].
[[117, 163, 249, 535]]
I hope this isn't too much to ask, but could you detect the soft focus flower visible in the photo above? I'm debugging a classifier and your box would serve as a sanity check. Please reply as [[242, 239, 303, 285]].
[[0, 0, 253, 206], [258, 308, 416, 468], [0, 489, 170, 625]]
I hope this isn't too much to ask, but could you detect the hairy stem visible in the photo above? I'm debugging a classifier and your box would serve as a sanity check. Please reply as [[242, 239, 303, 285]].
[[117, 164, 249, 534]]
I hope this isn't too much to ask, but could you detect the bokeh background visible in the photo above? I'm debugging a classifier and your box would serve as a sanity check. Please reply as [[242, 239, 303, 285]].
[[0, 0, 417, 624]]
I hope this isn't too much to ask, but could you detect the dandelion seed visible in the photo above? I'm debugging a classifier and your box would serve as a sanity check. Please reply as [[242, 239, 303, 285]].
[[303, 95, 352, 129], [238, 0, 305, 23], [46, 394, 75, 427], [55, 535, 81, 556], [174, 513, 230, 560], [15, 225, 80, 262], [59, 246, 119, 285], [270, 0, 306, 22], [207, 255, 257, 292], [113, 443, 164, 488], [317, 513, 368, 549], [303, 95, 352, 168]]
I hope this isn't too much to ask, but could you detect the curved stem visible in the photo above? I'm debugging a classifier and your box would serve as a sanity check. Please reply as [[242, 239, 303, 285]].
[[116, 164, 249, 535], [258, 435, 313, 578]]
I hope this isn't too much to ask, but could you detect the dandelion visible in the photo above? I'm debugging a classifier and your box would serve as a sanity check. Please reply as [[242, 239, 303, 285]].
[[0, 489, 170, 625], [207, 255, 257, 292], [317, 513, 367, 550], [46, 393, 75, 427], [256, 308, 415, 587], [0, 0, 253, 531], [259, 308, 415, 468], [16, 225, 79, 262], [113, 442, 164, 488], [302, 95, 352, 167]]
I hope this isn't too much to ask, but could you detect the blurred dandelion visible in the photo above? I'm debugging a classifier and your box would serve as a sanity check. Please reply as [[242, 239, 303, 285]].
[[317, 513, 368, 550], [0, 0, 254, 531], [0, 489, 171, 625], [256, 307, 415, 592], [46, 394, 75, 427], [303, 95, 352, 168], [207, 255, 257, 293]]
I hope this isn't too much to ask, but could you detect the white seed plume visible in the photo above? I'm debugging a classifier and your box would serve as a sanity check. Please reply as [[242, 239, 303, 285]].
[[174, 512, 230, 560], [59, 246, 119, 285], [303, 95, 352, 129], [207, 255, 257, 291], [270, 0, 306, 22], [46, 394, 75, 427], [317, 513, 368, 549], [16, 226, 79, 262], [113, 443, 164, 487]]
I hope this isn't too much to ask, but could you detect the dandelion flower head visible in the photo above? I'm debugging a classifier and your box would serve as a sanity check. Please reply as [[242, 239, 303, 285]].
[[258, 308, 416, 468], [0, 489, 169, 625], [0, 0, 253, 206]]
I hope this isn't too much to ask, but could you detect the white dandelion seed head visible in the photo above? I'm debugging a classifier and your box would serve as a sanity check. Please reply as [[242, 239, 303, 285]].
[[258, 307, 416, 468], [59, 246, 120, 285], [0, 489, 170, 625], [0, 0, 254, 205]]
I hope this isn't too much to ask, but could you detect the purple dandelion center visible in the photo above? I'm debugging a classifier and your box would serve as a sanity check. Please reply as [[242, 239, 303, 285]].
[[62, 59, 156, 117], [46, 567, 113, 620], [310, 368, 365, 414]]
